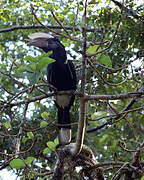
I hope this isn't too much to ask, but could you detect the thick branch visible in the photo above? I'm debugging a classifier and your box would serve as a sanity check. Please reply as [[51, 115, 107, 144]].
[[87, 86, 144, 133], [0, 25, 103, 34], [73, 0, 88, 156], [74, 98, 87, 155], [85, 92, 144, 101], [5, 91, 144, 108]]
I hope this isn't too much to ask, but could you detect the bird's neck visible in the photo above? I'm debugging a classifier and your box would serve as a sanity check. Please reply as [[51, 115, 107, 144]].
[[50, 48, 67, 63]]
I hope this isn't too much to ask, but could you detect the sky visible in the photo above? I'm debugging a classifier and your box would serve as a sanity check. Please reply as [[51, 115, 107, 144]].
[[0, 169, 20, 180]]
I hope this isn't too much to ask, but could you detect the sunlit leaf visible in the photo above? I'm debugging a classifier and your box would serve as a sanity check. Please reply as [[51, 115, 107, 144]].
[[41, 112, 49, 119], [98, 55, 112, 67], [87, 45, 98, 54], [3, 121, 11, 129], [40, 121, 48, 128], [25, 157, 35, 165], [46, 3, 53, 11], [47, 141, 57, 150], [43, 147, 51, 154], [54, 138, 59, 146], [22, 137, 28, 144], [0, 44, 6, 55], [10, 159, 25, 169], [27, 132, 34, 139]]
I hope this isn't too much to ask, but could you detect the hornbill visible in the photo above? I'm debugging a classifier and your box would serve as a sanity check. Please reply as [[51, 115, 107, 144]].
[[27, 32, 77, 144]]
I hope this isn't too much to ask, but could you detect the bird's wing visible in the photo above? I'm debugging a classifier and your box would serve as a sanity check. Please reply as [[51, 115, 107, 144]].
[[67, 60, 77, 90], [47, 65, 53, 88]]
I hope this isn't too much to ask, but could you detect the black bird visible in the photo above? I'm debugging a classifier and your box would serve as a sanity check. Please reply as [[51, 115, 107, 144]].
[[27, 32, 77, 144]]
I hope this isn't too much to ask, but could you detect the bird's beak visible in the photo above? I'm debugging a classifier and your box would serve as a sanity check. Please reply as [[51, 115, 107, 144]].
[[26, 38, 48, 49], [26, 32, 53, 48], [24, 39, 30, 42]]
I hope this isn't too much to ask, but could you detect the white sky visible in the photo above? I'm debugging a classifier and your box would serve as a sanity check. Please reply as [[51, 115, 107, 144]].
[[0, 169, 20, 180]]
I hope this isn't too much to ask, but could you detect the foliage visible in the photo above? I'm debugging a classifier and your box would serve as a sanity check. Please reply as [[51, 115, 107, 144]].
[[0, 0, 144, 179]]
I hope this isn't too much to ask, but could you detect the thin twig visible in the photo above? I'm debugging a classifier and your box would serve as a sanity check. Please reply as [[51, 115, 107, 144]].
[[87, 12, 121, 57], [31, 5, 81, 43], [15, 103, 29, 154], [88, 59, 127, 86], [51, 11, 70, 36]]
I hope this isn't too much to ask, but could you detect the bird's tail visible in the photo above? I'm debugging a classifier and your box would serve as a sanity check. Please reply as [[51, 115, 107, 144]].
[[57, 107, 71, 144]]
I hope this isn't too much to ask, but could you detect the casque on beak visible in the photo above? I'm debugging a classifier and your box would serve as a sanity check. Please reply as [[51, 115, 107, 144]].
[[26, 32, 53, 48]]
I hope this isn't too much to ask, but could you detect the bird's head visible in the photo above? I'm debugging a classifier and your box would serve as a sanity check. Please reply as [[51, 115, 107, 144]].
[[26, 32, 65, 53]]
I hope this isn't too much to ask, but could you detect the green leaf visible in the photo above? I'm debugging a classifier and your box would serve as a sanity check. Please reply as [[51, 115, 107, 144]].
[[98, 55, 112, 67], [25, 55, 38, 63], [3, 121, 11, 129], [43, 139, 58, 154], [46, 3, 53, 11], [27, 132, 34, 139], [47, 141, 56, 150], [0, 44, 6, 55], [141, 176, 144, 180], [28, 63, 37, 71], [36, 57, 55, 70], [99, 134, 109, 144], [26, 72, 41, 85], [87, 45, 98, 54], [28, 172, 35, 179], [43, 147, 51, 154], [40, 121, 48, 128], [10, 159, 25, 169], [54, 138, 59, 146], [22, 137, 28, 144], [25, 157, 35, 165], [41, 112, 49, 119], [17, 65, 28, 73]]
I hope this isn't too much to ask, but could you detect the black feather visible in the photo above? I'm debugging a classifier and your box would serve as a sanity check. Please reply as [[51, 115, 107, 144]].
[[28, 34, 77, 143], [46, 38, 77, 129]]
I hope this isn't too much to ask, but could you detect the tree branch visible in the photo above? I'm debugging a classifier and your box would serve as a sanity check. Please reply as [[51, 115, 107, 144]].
[[72, 0, 88, 156], [85, 92, 144, 101], [0, 25, 103, 34], [4, 90, 144, 108]]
